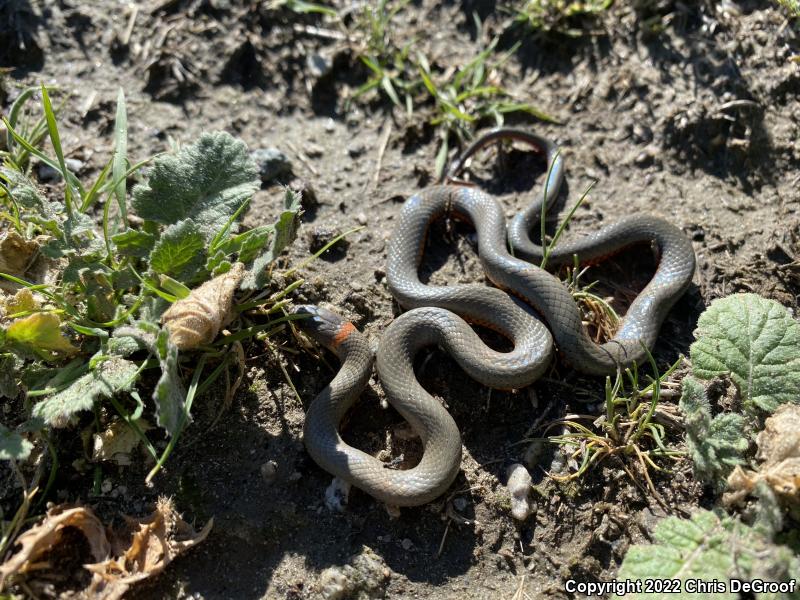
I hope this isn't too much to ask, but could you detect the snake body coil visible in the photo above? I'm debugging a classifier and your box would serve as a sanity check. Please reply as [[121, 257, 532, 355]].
[[296, 129, 696, 507]]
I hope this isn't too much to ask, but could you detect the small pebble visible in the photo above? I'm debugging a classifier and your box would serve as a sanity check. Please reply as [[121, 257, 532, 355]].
[[524, 439, 548, 468], [260, 460, 278, 484], [39, 159, 83, 181], [65, 158, 83, 172], [453, 497, 468, 512], [324, 477, 351, 512], [347, 144, 366, 158], [305, 142, 324, 158], [250, 147, 292, 183], [401, 538, 413, 551], [356, 212, 367, 225], [324, 118, 336, 133], [307, 52, 332, 79], [101, 479, 113, 494], [506, 463, 533, 521], [308, 226, 349, 255]]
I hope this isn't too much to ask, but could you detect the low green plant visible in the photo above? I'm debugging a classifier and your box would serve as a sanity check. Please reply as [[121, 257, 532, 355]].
[[533, 352, 682, 501], [350, 0, 419, 114], [679, 376, 748, 491], [418, 36, 556, 177], [615, 509, 800, 599], [679, 293, 800, 490], [0, 86, 309, 519], [513, 0, 614, 37]]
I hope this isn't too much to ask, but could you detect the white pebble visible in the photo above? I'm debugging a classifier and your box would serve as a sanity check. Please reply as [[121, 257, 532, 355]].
[[260, 460, 278, 484], [506, 463, 533, 521], [324, 477, 351, 512]]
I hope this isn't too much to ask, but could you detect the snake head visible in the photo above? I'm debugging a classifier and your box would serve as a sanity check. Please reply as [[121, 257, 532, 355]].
[[293, 305, 355, 350]]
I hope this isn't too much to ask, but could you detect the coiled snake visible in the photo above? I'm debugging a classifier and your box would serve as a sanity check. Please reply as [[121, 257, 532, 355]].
[[295, 128, 695, 506]]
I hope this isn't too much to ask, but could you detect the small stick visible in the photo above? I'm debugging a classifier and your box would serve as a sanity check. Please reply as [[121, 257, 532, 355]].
[[366, 119, 392, 195], [285, 141, 319, 176], [121, 4, 139, 45], [292, 24, 347, 41], [435, 519, 451, 558]]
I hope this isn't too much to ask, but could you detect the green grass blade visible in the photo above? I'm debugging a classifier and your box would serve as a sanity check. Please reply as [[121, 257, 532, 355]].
[[418, 64, 439, 99], [2, 117, 85, 195], [435, 136, 449, 180], [40, 85, 74, 217], [496, 101, 560, 124], [282, 226, 364, 278], [209, 196, 252, 254], [80, 157, 112, 213], [6, 86, 39, 150], [381, 75, 402, 107]]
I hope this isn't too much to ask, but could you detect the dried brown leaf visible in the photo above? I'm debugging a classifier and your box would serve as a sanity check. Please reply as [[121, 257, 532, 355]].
[[161, 262, 244, 349], [0, 498, 212, 599], [85, 497, 213, 600], [0, 230, 40, 277], [92, 418, 152, 466], [0, 505, 110, 588], [725, 404, 800, 504]]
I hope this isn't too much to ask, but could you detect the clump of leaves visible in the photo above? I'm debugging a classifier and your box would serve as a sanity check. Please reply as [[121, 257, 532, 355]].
[[689, 293, 800, 415], [680, 293, 800, 490], [0, 85, 304, 548], [512, 0, 613, 37], [726, 403, 800, 511], [0, 497, 212, 597], [615, 509, 800, 600], [679, 375, 748, 491]]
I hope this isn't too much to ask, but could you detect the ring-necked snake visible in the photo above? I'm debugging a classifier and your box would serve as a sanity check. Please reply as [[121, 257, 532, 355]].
[[294, 128, 696, 507]]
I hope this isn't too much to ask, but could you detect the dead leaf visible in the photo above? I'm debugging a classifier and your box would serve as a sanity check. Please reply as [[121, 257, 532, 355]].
[[0, 230, 40, 277], [0, 498, 212, 599], [725, 404, 800, 504], [161, 262, 244, 349], [92, 419, 152, 466], [1, 288, 39, 316], [85, 497, 213, 599], [0, 505, 110, 588]]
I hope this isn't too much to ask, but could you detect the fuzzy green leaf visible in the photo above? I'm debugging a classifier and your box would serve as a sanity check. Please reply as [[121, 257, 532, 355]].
[[615, 509, 800, 600], [240, 189, 302, 291], [679, 376, 749, 490], [216, 225, 273, 264], [153, 328, 188, 436], [112, 228, 155, 258], [0, 167, 62, 234], [32, 358, 139, 427], [131, 132, 259, 239], [149, 219, 206, 282], [0, 423, 32, 461], [690, 293, 800, 414]]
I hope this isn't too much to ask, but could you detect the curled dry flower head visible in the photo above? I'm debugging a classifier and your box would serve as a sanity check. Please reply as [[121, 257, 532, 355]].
[[161, 262, 245, 350]]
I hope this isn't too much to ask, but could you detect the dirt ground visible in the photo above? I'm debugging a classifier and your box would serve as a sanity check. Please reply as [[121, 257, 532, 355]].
[[2, 0, 799, 598]]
